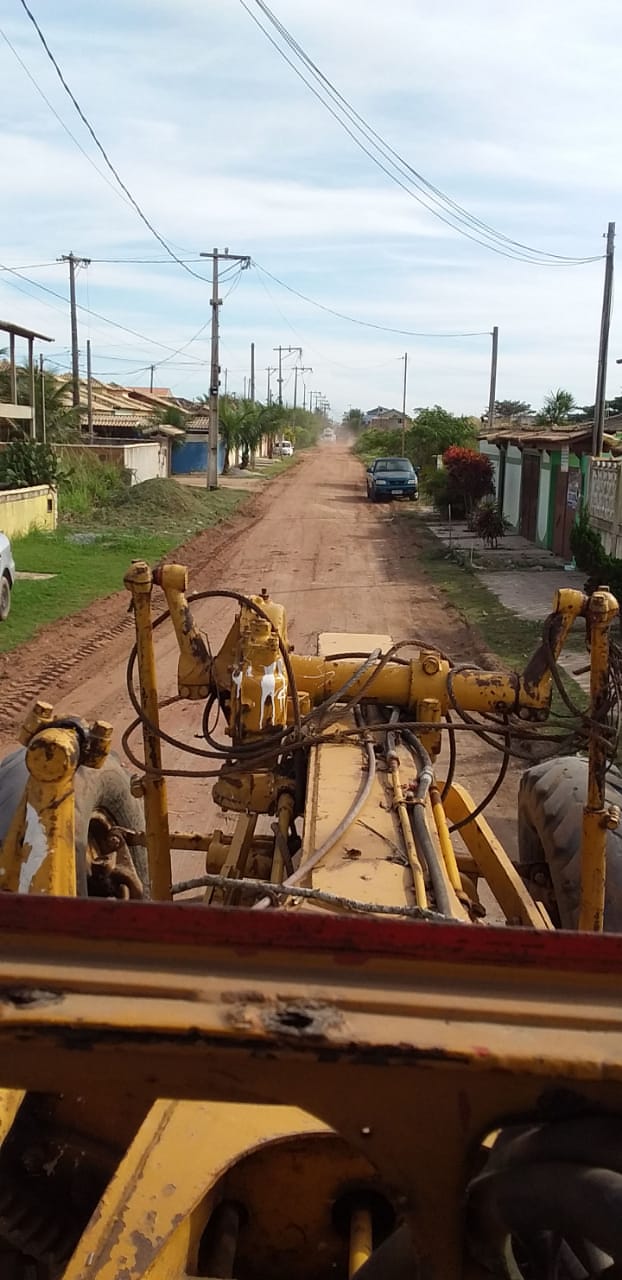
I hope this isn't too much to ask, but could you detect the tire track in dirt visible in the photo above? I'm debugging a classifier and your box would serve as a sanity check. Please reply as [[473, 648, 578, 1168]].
[[0, 466, 298, 740]]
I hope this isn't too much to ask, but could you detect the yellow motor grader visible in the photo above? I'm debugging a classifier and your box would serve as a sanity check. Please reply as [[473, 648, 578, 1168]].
[[1, 560, 622, 1279]]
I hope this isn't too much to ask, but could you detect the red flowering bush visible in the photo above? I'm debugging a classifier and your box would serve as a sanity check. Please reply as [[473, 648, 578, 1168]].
[[442, 446, 494, 513]]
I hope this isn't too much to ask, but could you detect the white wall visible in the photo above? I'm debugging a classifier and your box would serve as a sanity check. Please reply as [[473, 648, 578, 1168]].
[[503, 445, 522, 529], [536, 451, 551, 546], [123, 442, 168, 485], [479, 441, 500, 496]]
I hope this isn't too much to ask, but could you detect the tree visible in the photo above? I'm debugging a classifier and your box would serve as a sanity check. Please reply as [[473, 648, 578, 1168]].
[[0, 363, 79, 441], [574, 395, 622, 422], [217, 397, 244, 473], [442, 446, 495, 513], [343, 407, 364, 433], [537, 388, 576, 425], [494, 399, 531, 419], [407, 405, 477, 470]]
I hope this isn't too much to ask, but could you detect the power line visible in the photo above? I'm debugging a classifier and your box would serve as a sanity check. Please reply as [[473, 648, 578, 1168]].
[[16, 0, 211, 284], [0, 259, 199, 354], [0, 25, 140, 216], [253, 260, 491, 337], [240, 0, 602, 267]]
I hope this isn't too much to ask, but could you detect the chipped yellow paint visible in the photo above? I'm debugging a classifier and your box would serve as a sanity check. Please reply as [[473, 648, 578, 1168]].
[[64, 1100, 329, 1279]]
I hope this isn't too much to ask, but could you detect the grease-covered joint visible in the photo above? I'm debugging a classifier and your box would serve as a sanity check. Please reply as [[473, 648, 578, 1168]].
[[153, 562, 188, 593], [123, 560, 153, 593], [18, 700, 54, 748], [81, 720, 113, 770], [25, 729, 80, 783]]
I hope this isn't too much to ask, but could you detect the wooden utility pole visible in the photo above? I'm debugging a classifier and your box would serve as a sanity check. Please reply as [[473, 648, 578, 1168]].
[[59, 252, 90, 408], [401, 352, 408, 456], [149, 364, 155, 393], [200, 248, 251, 489], [593, 222, 615, 457], [250, 342, 255, 402], [294, 364, 312, 413], [487, 325, 499, 437], [39, 354, 46, 444], [86, 339, 93, 440], [266, 367, 276, 404], [273, 346, 301, 406]]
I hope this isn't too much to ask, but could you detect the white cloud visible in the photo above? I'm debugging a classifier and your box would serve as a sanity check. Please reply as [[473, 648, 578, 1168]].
[[0, 0, 620, 416]]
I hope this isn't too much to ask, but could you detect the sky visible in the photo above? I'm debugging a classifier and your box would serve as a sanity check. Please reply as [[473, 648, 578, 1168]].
[[0, 0, 621, 419]]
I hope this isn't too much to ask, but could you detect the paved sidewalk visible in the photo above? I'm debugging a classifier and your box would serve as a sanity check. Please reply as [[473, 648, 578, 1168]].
[[478, 567, 590, 695], [478, 568, 586, 622], [425, 509, 568, 568]]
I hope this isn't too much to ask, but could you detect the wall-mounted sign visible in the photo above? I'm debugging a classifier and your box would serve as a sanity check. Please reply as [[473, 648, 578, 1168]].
[[561, 446, 570, 473]]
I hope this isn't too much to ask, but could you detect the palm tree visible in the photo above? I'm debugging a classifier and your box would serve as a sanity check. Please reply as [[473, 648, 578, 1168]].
[[217, 398, 243, 474], [0, 363, 79, 440], [538, 388, 576, 425]]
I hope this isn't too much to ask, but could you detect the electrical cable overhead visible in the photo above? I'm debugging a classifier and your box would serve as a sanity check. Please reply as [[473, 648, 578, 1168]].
[[253, 261, 490, 338], [0, 25, 140, 216], [16, 0, 212, 284], [240, 0, 603, 266], [0, 259, 201, 355]]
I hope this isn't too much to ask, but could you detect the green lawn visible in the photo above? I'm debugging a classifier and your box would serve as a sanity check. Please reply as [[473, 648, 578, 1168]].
[[1, 479, 247, 653]]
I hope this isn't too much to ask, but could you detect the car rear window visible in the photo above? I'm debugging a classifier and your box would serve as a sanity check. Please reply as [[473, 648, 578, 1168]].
[[375, 459, 413, 473]]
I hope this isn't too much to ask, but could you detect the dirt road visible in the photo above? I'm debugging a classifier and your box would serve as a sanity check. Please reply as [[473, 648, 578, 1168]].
[[0, 447, 521, 872]]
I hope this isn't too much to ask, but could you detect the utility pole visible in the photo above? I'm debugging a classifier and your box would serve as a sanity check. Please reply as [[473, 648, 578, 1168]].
[[59, 252, 90, 408], [86, 339, 93, 441], [39, 354, 46, 444], [273, 345, 302, 406], [400, 352, 408, 456], [487, 325, 499, 438], [266, 367, 276, 404], [200, 248, 250, 489], [250, 342, 255, 402], [294, 365, 312, 413], [149, 364, 155, 393], [593, 222, 616, 457]]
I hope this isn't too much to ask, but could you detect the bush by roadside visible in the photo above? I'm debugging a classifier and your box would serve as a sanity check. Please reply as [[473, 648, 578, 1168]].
[[570, 505, 622, 602]]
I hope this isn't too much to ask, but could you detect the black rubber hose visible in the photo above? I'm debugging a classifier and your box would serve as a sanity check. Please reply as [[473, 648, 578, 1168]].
[[398, 728, 454, 918]]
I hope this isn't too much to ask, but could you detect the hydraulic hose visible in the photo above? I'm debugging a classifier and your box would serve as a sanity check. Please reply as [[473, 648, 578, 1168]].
[[399, 728, 458, 919], [252, 708, 376, 908]]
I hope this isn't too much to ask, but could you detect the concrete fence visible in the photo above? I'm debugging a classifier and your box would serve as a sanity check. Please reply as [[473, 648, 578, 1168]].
[[56, 441, 169, 485], [0, 484, 57, 537], [587, 457, 622, 557]]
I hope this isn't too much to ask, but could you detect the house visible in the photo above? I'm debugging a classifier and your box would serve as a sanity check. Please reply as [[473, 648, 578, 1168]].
[[479, 421, 618, 560], [171, 415, 225, 476], [362, 406, 413, 432], [0, 318, 53, 439]]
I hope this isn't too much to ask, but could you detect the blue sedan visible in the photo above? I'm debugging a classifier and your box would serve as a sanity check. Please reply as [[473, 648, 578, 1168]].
[[366, 457, 419, 502]]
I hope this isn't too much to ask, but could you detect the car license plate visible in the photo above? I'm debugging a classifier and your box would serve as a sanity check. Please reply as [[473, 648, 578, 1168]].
[[391, 489, 401, 496]]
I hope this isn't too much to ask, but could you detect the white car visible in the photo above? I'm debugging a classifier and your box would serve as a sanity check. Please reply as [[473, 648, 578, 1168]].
[[0, 532, 15, 621], [275, 440, 294, 457], [321, 427, 336, 442]]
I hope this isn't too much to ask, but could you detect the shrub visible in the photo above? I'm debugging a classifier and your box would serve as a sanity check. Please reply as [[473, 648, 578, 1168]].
[[0, 439, 61, 489], [472, 500, 510, 548], [58, 454, 132, 518], [570, 504, 607, 572], [423, 468, 452, 514], [442, 446, 495, 513], [570, 505, 622, 608]]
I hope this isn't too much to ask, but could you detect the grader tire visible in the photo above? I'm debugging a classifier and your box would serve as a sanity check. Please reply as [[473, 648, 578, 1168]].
[[0, 747, 149, 898], [517, 755, 622, 930]]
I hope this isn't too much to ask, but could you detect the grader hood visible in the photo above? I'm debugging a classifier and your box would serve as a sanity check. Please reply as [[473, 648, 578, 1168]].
[[2, 565, 622, 1276], [1, 895, 622, 1278]]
